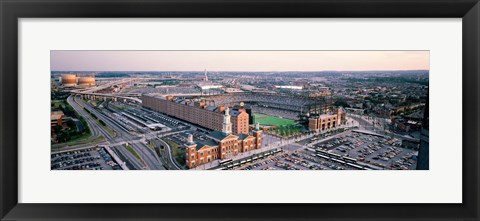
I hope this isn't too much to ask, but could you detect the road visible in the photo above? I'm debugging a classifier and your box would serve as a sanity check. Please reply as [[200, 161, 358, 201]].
[[152, 138, 183, 170], [78, 96, 165, 170], [71, 78, 141, 102], [111, 144, 144, 170], [64, 95, 165, 170], [52, 95, 106, 152], [348, 114, 419, 142]]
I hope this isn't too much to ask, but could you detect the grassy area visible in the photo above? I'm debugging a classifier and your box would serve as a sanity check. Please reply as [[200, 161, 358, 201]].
[[91, 135, 105, 143], [147, 142, 155, 150], [83, 105, 115, 137], [51, 134, 104, 151], [253, 113, 296, 127], [51, 101, 64, 109], [51, 99, 92, 145], [268, 124, 305, 138], [125, 144, 142, 161], [100, 124, 115, 137], [164, 138, 186, 166]]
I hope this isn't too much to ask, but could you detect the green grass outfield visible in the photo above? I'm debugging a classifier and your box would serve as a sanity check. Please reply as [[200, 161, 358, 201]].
[[253, 113, 296, 127]]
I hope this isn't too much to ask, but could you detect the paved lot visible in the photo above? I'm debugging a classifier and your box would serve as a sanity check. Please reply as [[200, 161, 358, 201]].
[[225, 130, 418, 170], [51, 147, 122, 170], [298, 130, 418, 170], [142, 111, 418, 170]]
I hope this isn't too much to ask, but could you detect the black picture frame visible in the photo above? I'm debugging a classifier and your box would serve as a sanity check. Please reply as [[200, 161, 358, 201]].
[[1, 0, 479, 220]]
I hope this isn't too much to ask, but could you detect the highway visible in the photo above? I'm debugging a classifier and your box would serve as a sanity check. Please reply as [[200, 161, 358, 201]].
[[111, 144, 144, 170], [76, 96, 165, 170], [64, 95, 165, 170], [52, 95, 106, 152], [71, 78, 141, 103], [60, 94, 196, 170], [70, 95, 116, 141]]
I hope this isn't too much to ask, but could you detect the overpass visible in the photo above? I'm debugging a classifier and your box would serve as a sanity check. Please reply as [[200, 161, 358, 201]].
[[70, 78, 142, 103], [71, 91, 142, 103]]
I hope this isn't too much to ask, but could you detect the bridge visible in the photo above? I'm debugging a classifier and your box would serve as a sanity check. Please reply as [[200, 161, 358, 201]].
[[72, 92, 142, 103], [70, 78, 142, 103]]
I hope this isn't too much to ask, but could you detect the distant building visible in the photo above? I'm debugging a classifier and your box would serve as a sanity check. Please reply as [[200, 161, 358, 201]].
[[203, 69, 208, 81], [275, 85, 303, 90], [198, 84, 222, 90], [306, 87, 332, 97], [51, 111, 64, 127], [391, 117, 422, 132], [293, 80, 309, 87]]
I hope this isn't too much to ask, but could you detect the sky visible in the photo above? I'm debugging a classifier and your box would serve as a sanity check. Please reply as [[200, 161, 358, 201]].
[[51, 51, 429, 72]]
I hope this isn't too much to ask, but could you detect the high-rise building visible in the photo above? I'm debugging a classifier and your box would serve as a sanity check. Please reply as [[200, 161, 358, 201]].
[[416, 97, 429, 170]]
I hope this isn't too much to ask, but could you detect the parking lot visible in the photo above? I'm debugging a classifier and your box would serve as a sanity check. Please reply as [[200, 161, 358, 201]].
[[223, 130, 418, 170], [51, 146, 122, 170], [234, 149, 362, 170], [298, 130, 418, 170], [163, 129, 209, 149]]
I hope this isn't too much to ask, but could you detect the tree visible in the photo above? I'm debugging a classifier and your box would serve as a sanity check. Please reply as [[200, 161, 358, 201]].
[[66, 120, 75, 129], [335, 99, 349, 107], [54, 125, 62, 133]]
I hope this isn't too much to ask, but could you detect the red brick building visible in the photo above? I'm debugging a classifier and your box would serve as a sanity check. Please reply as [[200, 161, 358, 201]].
[[308, 107, 346, 131], [185, 121, 263, 169], [141, 95, 249, 134]]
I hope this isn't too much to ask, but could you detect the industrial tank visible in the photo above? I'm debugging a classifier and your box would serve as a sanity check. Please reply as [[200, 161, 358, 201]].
[[60, 74, 77, 86], [77, 77, 96, 86]]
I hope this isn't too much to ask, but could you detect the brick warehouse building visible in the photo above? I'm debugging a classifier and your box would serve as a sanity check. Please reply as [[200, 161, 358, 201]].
[[141, 95, 249, 134], [142, 95, 262, 168]]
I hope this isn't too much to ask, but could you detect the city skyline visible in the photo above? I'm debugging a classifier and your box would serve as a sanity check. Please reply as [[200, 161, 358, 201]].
[[51, 50, 428, 171], [51, 51, 430, 72]]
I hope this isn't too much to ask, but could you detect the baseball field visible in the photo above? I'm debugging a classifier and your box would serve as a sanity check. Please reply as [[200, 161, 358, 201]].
[[252, 113, 296, 127]]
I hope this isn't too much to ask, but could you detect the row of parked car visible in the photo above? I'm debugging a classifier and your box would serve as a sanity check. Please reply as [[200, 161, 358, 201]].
[[241, 153, 288, 170]]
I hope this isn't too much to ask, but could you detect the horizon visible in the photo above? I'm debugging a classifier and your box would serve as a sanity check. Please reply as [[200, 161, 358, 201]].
[[52, 69, 429, 73], [51, 51, 430, 72]]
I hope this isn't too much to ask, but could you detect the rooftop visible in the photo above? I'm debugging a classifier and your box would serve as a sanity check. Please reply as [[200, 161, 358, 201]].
[[236, 134, 252, 140], [195, 139, 219, 150], [51, 111, 64, 120], [208, 131, 229, 141], [318, 114, 337, 118]]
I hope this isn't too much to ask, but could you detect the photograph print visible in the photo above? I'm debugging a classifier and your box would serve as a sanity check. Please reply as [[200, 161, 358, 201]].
[[50, 51, 429, 171]]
